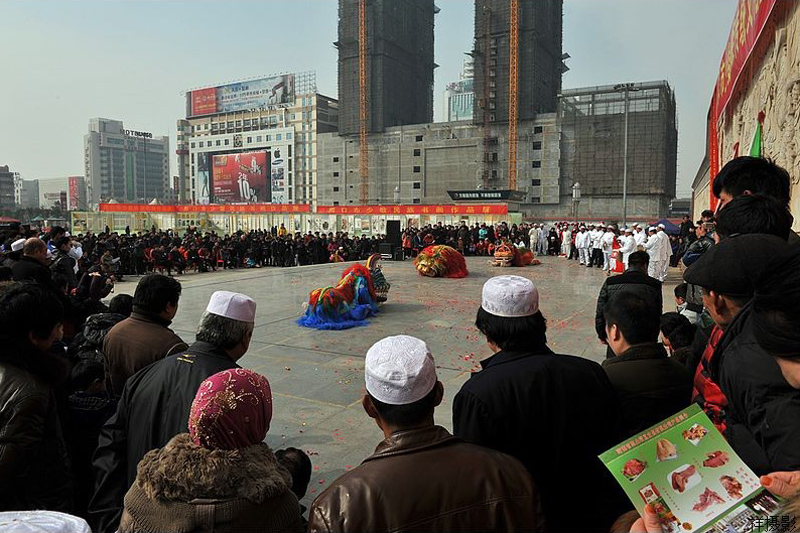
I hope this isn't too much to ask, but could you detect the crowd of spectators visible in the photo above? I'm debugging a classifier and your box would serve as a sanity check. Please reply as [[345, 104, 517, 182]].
[[0, 156, 798, 533]]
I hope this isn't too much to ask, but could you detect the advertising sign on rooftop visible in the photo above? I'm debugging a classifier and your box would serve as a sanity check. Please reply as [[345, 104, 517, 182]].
[[188, 74, 296, 118]]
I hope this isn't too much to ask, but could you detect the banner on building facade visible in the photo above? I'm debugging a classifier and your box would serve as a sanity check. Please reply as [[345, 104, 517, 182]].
[[99, 203, 311, 213], [316, 204, 509, 215], [188, 74, 296, 117], [212, 151, 270, 203], [714, 0, 779, 123]]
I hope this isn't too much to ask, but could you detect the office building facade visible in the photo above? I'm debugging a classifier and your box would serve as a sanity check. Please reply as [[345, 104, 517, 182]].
[[84, 118, 170, 205]]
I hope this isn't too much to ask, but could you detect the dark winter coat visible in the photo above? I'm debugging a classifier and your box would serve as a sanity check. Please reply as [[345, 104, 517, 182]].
[[595, 268, 663, 341], [0, 338, 73, 512], [452, 347, 626, 533], [69, 312, 127, 363], [309, 425, 540, 533], [89, 341, 240, 533], [602, 342, 693, 439], [11, 255, 53, 286], [713, 303, 800, 475], [119, 434, 302, 533]]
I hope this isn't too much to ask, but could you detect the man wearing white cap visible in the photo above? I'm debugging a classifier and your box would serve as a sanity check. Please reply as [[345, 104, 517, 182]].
[[453, 275, 625, 532], [644, 224, 672, 282], [310, 335, 539, 532], [601, 225, 616, 274], [619, 226, 636, 269], [590, 223, 604, 267], [633, 223, 647, 249], [91, 290, 257, 533], [575, 225, 591, 266], [0, 237, 26, 268]]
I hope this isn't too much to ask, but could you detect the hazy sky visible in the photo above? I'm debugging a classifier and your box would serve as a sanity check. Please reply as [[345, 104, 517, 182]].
[[0, 0, 738, 197]]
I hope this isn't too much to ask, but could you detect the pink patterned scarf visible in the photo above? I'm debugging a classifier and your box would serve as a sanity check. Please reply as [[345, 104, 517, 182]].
[[188, 368, 272, 450]]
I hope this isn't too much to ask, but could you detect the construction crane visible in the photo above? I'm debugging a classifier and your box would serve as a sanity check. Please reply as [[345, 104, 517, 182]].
[[359, 0, 369, 204], [507, 0, 519, 191], [480, 6, 492, 190]]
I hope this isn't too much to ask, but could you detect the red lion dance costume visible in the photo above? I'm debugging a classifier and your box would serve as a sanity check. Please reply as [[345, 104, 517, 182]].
[[297, 264, 380, 330], [413, 245, 469, 278]]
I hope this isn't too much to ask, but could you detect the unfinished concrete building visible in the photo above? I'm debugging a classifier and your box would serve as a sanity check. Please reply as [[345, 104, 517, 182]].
[[558, 81, 678, 220], [473, 0, 563, 126], [336, 0, 437, 135]]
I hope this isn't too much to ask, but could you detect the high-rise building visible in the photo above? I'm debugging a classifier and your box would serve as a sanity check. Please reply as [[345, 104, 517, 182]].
[[177, 72, 337, 205], [443, 57, 475, 122], [84, 118, 170, 205], [473, 0, 563, 125], [336, 0, 437, 135], [0, 165, 16, 210], [14, 175, 39, 209]]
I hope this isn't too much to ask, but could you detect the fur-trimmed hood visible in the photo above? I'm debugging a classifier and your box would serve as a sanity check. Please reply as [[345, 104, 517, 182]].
[[136, 433, 291, 504]]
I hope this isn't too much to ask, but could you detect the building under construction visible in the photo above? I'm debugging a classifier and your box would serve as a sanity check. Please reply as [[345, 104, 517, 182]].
[[335, 0, 437, 136], [473, 0, 563, 126], [559, 81, 678, 220]]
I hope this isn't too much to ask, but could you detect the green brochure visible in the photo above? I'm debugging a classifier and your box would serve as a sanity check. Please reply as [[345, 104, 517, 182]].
[[600, 404, 787, 533]]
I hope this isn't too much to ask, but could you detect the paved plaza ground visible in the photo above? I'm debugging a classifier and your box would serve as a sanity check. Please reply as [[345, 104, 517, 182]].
[[111, 255, 681, 508]]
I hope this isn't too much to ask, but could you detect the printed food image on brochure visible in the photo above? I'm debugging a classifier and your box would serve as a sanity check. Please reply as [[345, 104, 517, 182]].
[[599, 404, 786, 533]]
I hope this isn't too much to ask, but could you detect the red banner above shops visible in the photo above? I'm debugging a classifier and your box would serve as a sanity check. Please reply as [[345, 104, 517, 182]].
[[714, 0, 778, 124], [99, 203, 311, 214], [315, 204, 509, 215]]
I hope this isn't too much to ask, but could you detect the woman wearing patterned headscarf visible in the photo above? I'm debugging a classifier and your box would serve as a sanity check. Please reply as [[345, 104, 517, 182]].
[[118, 369, 303, 533]]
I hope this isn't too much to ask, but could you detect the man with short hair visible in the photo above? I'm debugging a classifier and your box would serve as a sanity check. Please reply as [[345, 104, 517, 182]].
[[90, 290, 257, 533], [712, 156, 791, 210], [595, 251, 662, 356], [102, 274, 188, 397], [310, 335, 539, 532], [715, 193, 793, 242], [453, 275, 624, 532], [601, 292, 692, 438], [11, 237, 52, 286]]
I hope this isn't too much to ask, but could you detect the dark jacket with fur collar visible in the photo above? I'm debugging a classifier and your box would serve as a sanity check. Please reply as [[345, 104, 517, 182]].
[[119, 433, 302, 533], [0, 338, 73, 511]]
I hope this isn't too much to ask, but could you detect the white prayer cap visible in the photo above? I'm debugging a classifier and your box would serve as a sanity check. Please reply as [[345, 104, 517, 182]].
[[365, 335, 436, 405], [607, 225, 615, 229], [481, 275, 539, 318], [0, 511, 91, 533], [11, 238, 25, 252], [206, 291, 256, 322], [648, 226, 657, 232], [657, 223, 666, 229], [634, 223, 642, 228], [624, 227, 633, 233]]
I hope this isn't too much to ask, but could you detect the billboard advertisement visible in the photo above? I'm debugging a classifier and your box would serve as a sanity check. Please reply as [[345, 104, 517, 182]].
[[212, 151, 270, 203], [270, 147, 287, 204], [197, 152, 211, 205], [189, 74, 295, 117]]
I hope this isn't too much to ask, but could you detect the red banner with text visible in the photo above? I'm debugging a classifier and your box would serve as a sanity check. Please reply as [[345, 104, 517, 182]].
[[316, 204, 508, 216], [714, 0, 778, 124]]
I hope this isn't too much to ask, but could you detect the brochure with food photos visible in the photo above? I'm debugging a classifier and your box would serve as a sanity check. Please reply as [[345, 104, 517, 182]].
[[600, 404, 785, 533]]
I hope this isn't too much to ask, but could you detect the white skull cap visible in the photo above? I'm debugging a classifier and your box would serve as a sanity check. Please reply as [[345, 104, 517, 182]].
[[205, 291, 256, 322], [365, 335, 436, 405], [657, 223, 666, 229], [11, 238, 25, 252], [481, 275, 539, 318], [0, 511, 91, 533]]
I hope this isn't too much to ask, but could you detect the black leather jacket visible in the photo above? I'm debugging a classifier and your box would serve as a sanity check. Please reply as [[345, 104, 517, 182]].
[[0, 338, 73, 511]]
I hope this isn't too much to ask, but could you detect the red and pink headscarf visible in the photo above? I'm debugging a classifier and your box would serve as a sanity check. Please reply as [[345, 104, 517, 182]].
[[188, 368, 272, 450]]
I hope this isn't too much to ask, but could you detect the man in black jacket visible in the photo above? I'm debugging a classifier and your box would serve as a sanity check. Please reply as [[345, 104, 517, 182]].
[[595, 251, 662, 357], [602, 292, 692, 439], [685, 234, 800, 476], [453, 275, 625, 533], [89, 290, 257, 533], [51, 236, 78, 292], [11, 237, 52, 287]]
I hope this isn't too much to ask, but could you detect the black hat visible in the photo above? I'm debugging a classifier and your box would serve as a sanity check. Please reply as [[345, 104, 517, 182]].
[[683, 234, 794, 297]]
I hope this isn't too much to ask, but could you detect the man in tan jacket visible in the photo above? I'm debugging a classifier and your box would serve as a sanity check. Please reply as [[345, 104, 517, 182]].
[[103, 274, 188, 396], [309, 335, 541, 532]]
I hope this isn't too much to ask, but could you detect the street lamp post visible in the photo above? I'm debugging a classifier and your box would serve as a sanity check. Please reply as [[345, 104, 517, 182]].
[[572, 182, 581, 225], [614, 83, 639, 227]]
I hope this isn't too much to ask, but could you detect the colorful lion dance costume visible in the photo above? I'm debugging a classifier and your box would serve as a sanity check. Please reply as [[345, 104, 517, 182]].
[[414, 245, 469, 278], [297, 263, 380, 330], [491, 242, 538, 267], [366, 254, 391, 302]]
